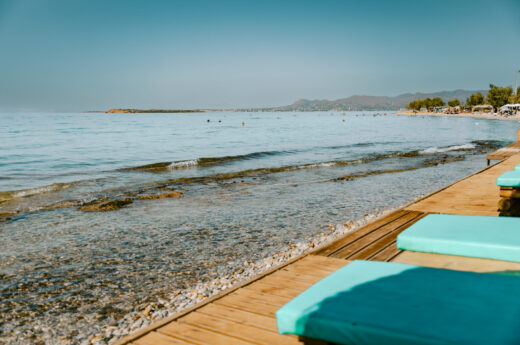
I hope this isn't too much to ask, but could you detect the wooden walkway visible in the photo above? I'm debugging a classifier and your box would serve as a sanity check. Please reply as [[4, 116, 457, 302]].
[[116, 149, 520, 345], [486, 130, 520, 164], [408, 153, 520, 216]]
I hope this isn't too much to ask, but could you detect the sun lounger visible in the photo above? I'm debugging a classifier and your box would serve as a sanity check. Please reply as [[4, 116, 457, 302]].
[[497, 170, 520, 187], [396, 214, 520, 262], [276, 260, 520, 345]]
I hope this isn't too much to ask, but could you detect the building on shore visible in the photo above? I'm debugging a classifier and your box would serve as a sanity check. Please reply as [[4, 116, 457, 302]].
[[472, 105, 494, 113], [499, 104, 520, 116]]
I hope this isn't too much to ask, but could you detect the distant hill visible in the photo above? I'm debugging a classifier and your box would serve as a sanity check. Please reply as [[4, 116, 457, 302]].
[[247, 89, 487, 111]]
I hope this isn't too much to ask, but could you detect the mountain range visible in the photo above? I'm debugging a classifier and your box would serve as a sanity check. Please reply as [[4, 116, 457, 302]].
[[245, 89, 487, 111]]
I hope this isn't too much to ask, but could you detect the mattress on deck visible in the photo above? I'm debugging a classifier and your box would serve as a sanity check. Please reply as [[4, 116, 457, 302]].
[[396, 214, 520, 262], [276, 260, 520, 345], [497, 170, 520, 187], [514, 164, 520, 171]]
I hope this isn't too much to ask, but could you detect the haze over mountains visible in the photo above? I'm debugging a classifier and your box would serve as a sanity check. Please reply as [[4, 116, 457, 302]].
[[246, 89, 487, 111]]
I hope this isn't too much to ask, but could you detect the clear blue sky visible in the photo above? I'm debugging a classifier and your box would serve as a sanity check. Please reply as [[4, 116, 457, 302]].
[[0, 0, 519, 111]]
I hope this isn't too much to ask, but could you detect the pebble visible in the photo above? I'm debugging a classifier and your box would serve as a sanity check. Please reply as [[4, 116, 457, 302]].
[[80, 207, 401, 345], [4, 205, 408, 345]]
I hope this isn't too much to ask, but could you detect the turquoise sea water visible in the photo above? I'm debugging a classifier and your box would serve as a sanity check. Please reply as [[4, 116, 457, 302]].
[[1, 111, 519, 344]]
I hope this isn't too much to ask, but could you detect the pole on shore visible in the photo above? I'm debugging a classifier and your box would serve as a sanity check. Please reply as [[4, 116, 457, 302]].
[[517, 129, 520, 142], [516, 69, 519, 96]]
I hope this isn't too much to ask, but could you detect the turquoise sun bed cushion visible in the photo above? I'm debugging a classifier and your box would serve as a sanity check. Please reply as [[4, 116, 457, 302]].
[[496, 170, 520, 187], [515, 164, 520, 171], [396, 214, 520, 262], [276, 260, 520, 345]]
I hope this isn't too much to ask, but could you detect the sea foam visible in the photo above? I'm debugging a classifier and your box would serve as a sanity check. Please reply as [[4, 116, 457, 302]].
[[420, 143, 475, 154]]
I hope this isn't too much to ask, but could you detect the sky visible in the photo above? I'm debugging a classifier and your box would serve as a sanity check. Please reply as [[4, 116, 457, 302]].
[[0, 0, 519, 111]]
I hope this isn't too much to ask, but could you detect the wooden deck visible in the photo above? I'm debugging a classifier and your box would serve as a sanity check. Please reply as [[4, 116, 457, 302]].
[[486, 131, 520, 164], [407, 153, 520, 216], [116, 151, 520, 345], [120, 255, 348, 345]]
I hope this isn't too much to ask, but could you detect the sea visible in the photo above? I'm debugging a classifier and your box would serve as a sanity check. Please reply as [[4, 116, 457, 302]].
[[1, 111, 519, 344]]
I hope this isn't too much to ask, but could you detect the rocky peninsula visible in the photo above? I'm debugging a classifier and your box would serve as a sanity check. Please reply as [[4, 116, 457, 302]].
[[106, 109, 206, 114]]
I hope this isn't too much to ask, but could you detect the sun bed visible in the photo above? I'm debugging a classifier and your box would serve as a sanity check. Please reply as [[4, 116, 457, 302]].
[[396, 214, 520, 262], [276, 260, 520, 345], [497, 170, 520, 187]]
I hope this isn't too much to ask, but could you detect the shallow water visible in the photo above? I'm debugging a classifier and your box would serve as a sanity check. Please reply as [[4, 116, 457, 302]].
[[1, 111, 519, 344]]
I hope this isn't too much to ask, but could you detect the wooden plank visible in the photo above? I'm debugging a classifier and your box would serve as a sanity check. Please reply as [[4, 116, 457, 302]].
[[179, 312, 301, 345], [287, 259, 348, 271], [196, 304, 277, 332], [312, 209, 409, 256], [368, 242, 402, 262], [500, 189, 520, 198], [242, 282, 302, 299], [347, 212, 427, 261], [292, 254, 350, 267], [133, 331, 192, 345], [408, 154, 520, 215], [392, 251, 520, 273], [280, 259, 345, 272], [328, 211, 423, 259], [158, 322, 255, 345], [279, 262, 341, 275], [231, 289, 292, 306], [244, 281, 303, 297], [268, 269, 329, 283], [226, 289, 291, 308], [257, 276, 315, 291], [214, 295, 279, 317]]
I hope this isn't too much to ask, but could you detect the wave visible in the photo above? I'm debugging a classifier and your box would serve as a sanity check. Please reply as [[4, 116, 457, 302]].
[[122, 150, 293, 172], [420, 143, 475, 154], [0, 183, 72, 203], [168, 160, 199, 169], [121, 141, 411, 173], [418, 140, 505, 155], [2, 139, 503, 213]]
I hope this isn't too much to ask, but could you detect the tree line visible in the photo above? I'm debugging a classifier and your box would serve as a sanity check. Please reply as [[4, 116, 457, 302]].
[[407, 84, 520, 111]]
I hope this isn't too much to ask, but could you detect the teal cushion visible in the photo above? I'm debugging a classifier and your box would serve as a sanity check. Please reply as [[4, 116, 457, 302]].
[[515, 164, 520, 172], [397, 214, 520, 262], [276, 260, 520, 345], [497, 170, 520, 187]]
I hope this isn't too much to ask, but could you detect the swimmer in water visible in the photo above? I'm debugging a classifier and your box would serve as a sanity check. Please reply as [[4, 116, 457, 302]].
[[242, 121, 245, 126]]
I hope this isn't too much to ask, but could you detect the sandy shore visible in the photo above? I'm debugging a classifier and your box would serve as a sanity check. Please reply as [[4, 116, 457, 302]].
[[394, 111, 520, 121]]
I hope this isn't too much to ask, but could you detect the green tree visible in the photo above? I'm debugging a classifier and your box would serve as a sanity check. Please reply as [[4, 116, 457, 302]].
[[448, 99, 460, 107], [486, 84, 512, 110], [407, 99, 423, 111], [423, 98, 432, 110], [431, 97, 445, 108], [509, 87, 520, 104], [466, 92, 484, 106]]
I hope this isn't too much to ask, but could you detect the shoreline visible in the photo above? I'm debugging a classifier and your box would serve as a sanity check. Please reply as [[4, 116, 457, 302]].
[[91, 204, 414, 344], [394, 111, 520, 121]]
